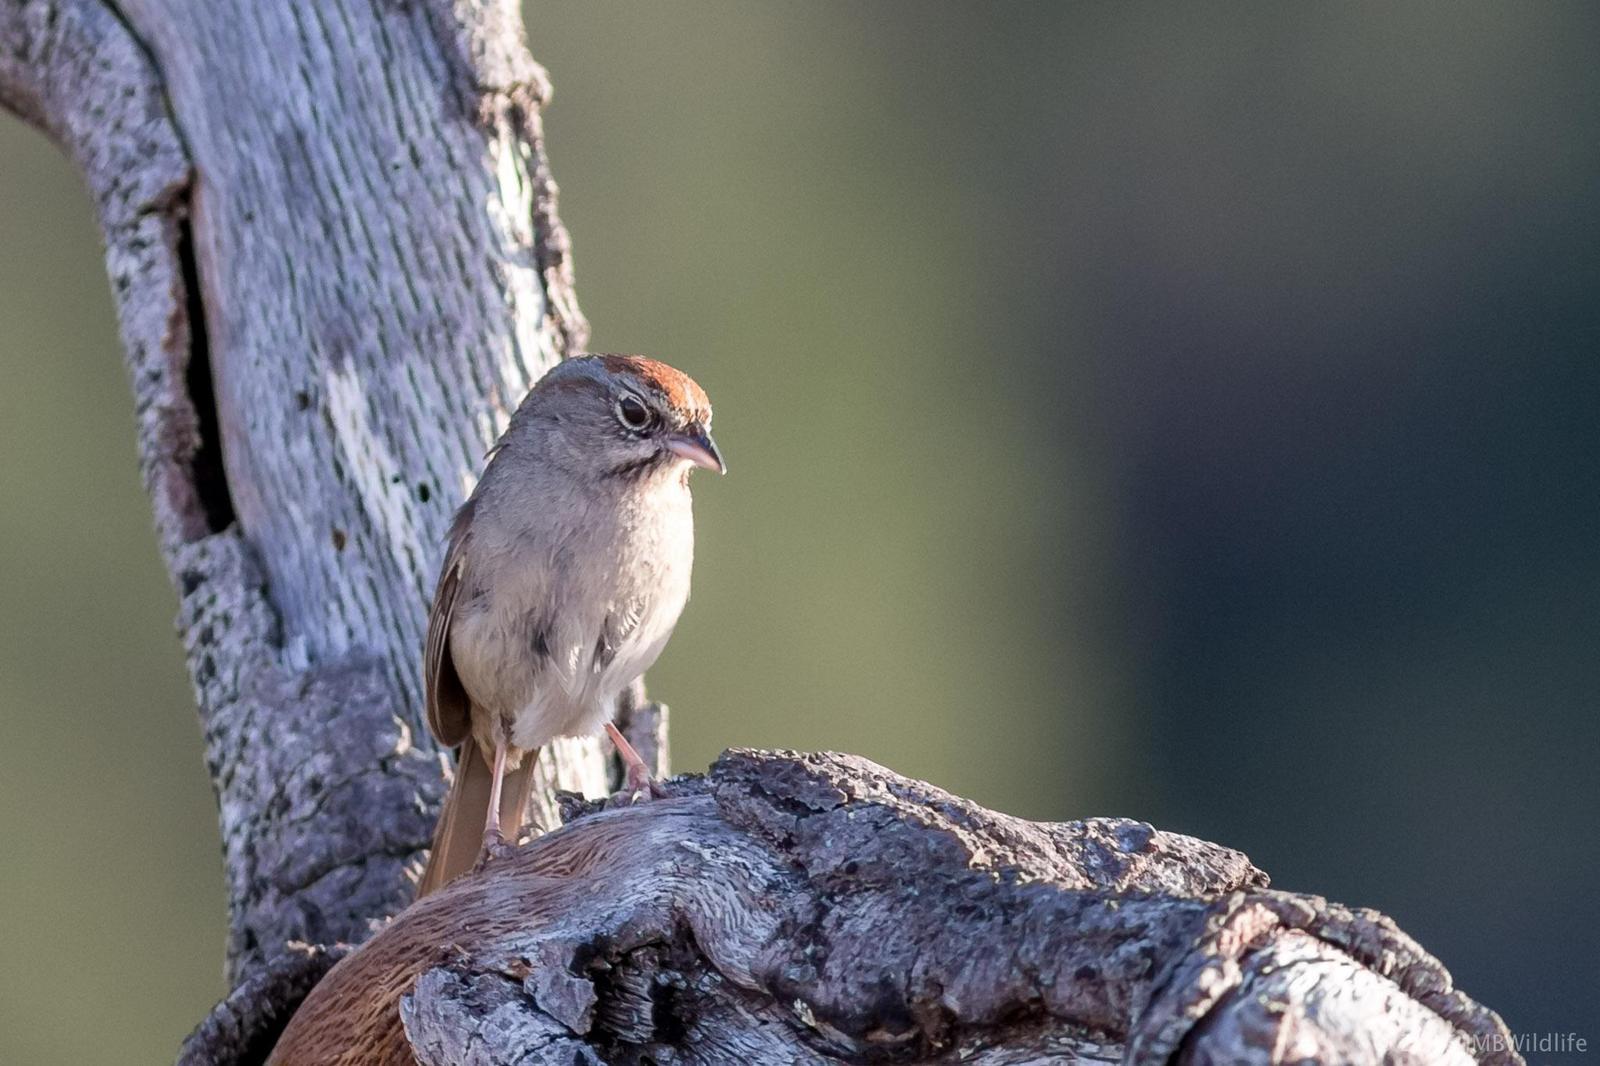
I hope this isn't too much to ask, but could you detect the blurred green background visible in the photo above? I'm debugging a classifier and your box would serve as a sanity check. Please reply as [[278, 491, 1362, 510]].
[[2, 2, 1596, 1062]]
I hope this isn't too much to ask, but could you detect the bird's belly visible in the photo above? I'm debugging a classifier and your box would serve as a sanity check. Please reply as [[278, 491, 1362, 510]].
[[451, 587, 686, 755], [508, 601, 681, 750], [453, 489, 694, 756]]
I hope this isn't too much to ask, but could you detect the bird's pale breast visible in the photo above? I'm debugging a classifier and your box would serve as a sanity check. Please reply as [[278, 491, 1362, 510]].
[[449, 476, 694, 761]]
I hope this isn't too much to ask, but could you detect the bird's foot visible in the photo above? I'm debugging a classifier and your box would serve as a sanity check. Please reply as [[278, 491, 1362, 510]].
[[473, 827, 514, 873], [605, 721, 664, 805], [615, 763, 667, 805]]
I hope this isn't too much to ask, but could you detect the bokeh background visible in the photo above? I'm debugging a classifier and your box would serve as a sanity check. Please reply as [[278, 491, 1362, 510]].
[[2, 2, 1596, 1062]]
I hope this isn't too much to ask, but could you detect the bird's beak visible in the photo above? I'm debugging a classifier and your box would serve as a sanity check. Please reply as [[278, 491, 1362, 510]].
[[664, 426, 726, 474]]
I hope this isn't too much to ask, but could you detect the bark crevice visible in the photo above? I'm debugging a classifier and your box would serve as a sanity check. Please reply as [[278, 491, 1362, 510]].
[[174, 207, 237, 534]]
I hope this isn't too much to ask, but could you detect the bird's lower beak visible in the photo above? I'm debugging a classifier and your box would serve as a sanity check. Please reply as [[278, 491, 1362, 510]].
[[664, 427, 726, 474]]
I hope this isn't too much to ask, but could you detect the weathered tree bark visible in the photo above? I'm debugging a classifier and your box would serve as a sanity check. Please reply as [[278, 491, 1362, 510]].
[[0, 2, 1522, 1064], [255, 752, 1518, 1066]]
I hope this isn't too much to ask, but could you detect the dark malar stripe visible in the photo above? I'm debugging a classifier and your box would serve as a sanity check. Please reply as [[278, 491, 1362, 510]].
[[606, 452, 664, 480]]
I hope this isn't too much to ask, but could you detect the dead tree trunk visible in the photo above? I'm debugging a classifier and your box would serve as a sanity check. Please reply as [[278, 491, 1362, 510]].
[[0, 2, 1522, 1063]]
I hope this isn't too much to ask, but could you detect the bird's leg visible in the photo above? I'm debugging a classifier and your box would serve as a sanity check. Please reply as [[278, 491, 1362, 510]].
[[604, 721, 663, 799], [483, 734, 508, 851]]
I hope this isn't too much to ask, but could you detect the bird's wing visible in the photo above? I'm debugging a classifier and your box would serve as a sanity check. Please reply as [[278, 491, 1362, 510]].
[[425, 498, 475, 746]]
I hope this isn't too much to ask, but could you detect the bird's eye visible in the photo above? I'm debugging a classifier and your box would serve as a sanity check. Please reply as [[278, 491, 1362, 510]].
[[616, 395, 652, 430]]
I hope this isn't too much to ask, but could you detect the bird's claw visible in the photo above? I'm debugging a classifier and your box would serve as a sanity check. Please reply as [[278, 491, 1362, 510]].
[[473, 827, 514, 873], [613, 767, 666, 807]]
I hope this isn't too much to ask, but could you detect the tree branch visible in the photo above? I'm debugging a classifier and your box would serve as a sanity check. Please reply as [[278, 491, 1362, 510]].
[[252, 751, 1517, 1066]]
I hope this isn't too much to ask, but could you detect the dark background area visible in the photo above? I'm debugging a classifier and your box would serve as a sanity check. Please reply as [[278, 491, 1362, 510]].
[[1, 3, 1594, 1061]]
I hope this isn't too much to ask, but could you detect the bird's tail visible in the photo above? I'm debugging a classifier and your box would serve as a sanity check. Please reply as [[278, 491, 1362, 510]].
[[415, 739, 535, 899]]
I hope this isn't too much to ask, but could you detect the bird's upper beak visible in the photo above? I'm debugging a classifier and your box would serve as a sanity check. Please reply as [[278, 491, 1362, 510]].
[[664, 425, 726, 474]]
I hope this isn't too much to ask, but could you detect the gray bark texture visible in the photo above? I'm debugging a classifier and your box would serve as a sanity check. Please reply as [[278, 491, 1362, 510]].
[[0, 1, 1523, 1064]]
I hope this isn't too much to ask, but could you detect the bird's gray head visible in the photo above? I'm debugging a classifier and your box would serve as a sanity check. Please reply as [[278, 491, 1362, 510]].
[[507, 354, 725, 483]]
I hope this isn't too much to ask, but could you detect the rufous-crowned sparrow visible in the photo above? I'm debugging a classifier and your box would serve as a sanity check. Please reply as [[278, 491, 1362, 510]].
[[416, 354, 724, 897]]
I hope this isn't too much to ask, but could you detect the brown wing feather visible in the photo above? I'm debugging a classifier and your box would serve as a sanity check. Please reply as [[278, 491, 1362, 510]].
[[425, 498, 476, 746]]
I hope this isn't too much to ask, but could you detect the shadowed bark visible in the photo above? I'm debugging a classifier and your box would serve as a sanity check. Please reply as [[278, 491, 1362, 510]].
[[0, 2, 1522, 1064]]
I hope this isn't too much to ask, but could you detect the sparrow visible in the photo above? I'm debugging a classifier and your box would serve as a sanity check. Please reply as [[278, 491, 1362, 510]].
[[415, 354, 724, 897]]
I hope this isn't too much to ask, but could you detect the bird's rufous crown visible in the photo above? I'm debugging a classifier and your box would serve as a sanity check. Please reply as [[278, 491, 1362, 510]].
[[596, 354, 712, 423]]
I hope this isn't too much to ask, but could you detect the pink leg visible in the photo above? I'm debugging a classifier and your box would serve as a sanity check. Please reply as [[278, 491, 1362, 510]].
[[604, 721, 659, 797], [483, 735, 508, 849]]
